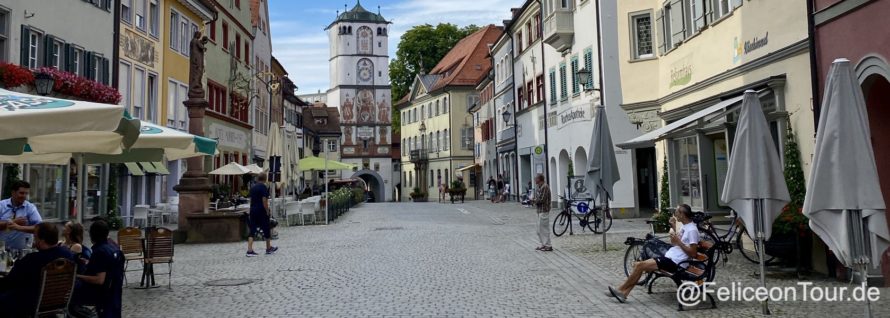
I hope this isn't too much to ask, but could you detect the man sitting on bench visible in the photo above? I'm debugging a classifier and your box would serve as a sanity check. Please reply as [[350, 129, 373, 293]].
[[608, 204, 700, 303]]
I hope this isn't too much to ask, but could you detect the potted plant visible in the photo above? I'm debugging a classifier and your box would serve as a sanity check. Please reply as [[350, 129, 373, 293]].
[[410, 187, 428, 202], [767, 122, 812, 268], [448, 179, 467, 203]]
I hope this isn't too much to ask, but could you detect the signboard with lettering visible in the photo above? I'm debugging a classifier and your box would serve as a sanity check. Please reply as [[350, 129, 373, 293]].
[[556, 104, 592, 130], [669, 54, 694, 88], [357, 126, 374, 140], [207, 122, 248, 152], [733, 32, 769, 64]]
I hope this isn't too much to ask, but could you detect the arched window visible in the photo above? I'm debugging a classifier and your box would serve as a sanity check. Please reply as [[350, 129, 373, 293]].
[[435, 131, 440, 151], [347, 26, 352, 34], [444, 129, 449, 151], [444, 97, 449, 113], [428, 103, 432, 118], [421, 105, 425, 119], [435, 100, 440, 116], [356, 26, 373, 54], [377, 27, 382, 35]]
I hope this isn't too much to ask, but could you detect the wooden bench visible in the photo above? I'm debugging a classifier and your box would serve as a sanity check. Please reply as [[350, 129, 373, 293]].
[[646, 239, 719, 311]]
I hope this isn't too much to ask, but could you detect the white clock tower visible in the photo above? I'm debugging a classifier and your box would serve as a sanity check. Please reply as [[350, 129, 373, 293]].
[[325, 1, 394, 201]]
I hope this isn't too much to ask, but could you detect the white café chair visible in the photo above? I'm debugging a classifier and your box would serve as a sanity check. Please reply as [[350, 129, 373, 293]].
[[132, 205, 150, 228], [284, 201, 302, 226]]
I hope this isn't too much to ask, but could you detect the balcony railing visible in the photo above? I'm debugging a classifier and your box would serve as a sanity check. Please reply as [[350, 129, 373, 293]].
[[497, 127, 515, 143], [409, 149, 428, 163], [543, 10, 574, 52]]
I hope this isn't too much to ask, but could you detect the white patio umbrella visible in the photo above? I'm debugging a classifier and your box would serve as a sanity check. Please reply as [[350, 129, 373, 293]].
[[209, 162, 251, 175], [803, 59, 889, 318], [244, 164, 265, 174], [720, 90, 790, 315], [0, 88, 139, 155], [585, 104, 620, 251], [0, 121, 216, 222]]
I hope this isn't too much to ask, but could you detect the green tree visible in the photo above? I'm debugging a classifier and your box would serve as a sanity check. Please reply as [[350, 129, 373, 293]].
[[773, 121, 809, 235], [653, 156, 672, 232], [389, 23, 480, 133]]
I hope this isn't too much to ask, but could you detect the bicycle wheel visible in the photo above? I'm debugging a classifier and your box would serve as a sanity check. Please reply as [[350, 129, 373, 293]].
[[552, 212, 570, 237], [736, 228, 775, 264], [623, 243, 649, 285], [589, 208, 614, 234]]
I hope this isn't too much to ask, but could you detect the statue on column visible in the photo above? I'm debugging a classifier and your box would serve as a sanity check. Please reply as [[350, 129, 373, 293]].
[[188, 31, 209, 99]]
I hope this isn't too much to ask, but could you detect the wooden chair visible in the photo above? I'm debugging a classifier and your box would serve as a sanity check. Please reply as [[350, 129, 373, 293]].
[[145, 227, 174, 289], [117, 227, 144, 286], [34, 258, 76, 318]]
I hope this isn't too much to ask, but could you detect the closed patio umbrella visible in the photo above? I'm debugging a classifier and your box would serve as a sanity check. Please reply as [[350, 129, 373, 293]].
[[803, 59, 889, 318], [720, 90, 790, 315], [266, 124, 285, 216], [585, 104, 620, 251]]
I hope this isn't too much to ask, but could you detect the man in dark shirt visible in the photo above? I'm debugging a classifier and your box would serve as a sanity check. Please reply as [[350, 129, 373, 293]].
[[0, 223, 76, 316], [70, 220, 124, 318], [496, 175, 505, 203], [247, 174, 277, 257]]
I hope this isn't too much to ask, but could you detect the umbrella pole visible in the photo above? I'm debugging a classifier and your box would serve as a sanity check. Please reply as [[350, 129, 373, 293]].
[[325, 145, 329, 225], [600, 183, 607, 252], [76, 153, 85, 224], [755, 198, 770, 315], [849, 209, 873, 318]]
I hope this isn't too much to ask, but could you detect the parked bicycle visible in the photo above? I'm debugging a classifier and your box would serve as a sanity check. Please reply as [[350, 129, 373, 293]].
[[552, 194, 613, 236]]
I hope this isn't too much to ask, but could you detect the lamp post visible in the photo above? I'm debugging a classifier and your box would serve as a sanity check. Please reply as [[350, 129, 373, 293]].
[[418, 121, 427, 195], [33, 72, 54, 96], [576, 68, 595, 92]]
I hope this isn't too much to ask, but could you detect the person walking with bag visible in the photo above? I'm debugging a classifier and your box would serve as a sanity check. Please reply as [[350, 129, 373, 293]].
[[532, 174, 552, 251]]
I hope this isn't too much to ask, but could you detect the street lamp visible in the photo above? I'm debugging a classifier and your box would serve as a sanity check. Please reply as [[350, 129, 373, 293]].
[[502, 109, 512, 126], [33, 72, 54, 96], [576, 68, 594, 92]]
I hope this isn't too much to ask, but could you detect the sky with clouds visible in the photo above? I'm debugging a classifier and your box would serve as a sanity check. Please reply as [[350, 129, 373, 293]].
[[268, 0, 521, 95]]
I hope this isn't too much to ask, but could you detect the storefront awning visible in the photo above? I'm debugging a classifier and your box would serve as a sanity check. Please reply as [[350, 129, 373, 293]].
[[456, 164, 480, 172], [617, 94, 746, 149], [124, 162, 145, 176], [151, 161, 170, 175], [139, 162, 159, 174]]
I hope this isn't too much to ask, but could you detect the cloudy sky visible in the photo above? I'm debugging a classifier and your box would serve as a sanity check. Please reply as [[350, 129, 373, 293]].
[[268, 0, 520, 94]]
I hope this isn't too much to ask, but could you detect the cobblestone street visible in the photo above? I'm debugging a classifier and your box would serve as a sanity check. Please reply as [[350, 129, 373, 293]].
[[122, 201, 890, 317]]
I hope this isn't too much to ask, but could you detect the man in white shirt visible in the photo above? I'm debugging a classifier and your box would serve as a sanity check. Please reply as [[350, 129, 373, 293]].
[[608, 204, 700, 303]]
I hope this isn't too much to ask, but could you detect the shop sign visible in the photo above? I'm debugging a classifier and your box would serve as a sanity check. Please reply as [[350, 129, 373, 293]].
[[208, 122, 248, 151], [556, 105, 592, 130], [733, 32, 769, 64], [669, 54, 694, 88]]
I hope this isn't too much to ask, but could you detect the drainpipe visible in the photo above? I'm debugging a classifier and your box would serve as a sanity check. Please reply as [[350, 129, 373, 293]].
[[112, 0, 120, 89], [806, 0, 821, 131], [537, 0, 550, 189]]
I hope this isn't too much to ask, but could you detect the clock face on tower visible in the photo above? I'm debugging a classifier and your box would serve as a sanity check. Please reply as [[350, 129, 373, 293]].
[[357, 59, 374, 84]]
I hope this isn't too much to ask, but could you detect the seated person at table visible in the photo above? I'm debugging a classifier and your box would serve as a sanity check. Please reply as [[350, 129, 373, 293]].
[[70, 220, 124, 318], [63, 221, 91, 272], [0, 181, 43, 250], [0, 223, 76, 316], [607, 204, 700, 303]]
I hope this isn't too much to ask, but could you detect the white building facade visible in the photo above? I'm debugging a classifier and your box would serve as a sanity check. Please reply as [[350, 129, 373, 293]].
[[324, 2, 394, 201]]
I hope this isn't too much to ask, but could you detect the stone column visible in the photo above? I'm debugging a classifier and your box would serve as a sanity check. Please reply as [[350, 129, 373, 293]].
[[173, 98, 212, 230], [174, 31, 212, 232]]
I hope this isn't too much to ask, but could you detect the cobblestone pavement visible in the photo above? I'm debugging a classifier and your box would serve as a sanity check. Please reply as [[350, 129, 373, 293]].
[[122, 200, 889, 317]]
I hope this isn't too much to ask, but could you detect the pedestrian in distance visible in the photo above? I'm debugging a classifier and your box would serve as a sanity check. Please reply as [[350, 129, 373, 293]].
[[532, 174, 552, 251], [487, 176, 497, 203], [246, 174, 278, 257], [496, 175, 505, 203]]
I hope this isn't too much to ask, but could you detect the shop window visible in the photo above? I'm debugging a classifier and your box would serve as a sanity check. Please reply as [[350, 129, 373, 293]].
[[674, 136, 701, 208]]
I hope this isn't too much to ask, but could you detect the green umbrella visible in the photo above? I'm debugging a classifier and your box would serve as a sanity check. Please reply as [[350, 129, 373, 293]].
[[298, 156, 356, 171]]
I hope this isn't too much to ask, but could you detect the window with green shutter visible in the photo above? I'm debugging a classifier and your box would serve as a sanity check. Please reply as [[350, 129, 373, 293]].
[[571, 55, 579, 95], [584, 48, 593, 89], [549, 68, 557, 105], [559, 63, 567, 101]]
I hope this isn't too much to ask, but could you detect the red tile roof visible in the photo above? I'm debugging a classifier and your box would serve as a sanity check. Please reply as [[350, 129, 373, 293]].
[[428, 25, 502, 92]]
